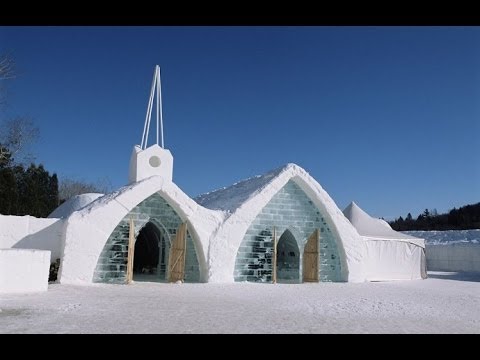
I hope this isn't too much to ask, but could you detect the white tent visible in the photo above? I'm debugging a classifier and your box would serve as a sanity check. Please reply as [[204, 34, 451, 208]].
[[343, 202, 427, 281]]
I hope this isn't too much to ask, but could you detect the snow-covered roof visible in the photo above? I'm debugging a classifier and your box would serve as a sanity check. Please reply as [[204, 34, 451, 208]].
[[343, 201, 424, 247], [194, 165, 288, 213], [48, 193, 104, 218]]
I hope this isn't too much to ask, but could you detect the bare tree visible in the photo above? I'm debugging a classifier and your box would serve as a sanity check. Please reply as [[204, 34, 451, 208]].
[[59, 177, 112, 201], [0, 117, 39, 165], [0, 54, 38, 166], [0, 54, 15, 106]]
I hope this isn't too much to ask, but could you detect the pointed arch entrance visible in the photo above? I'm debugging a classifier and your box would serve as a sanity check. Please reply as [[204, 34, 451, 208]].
[[132, 221, 169, 281], [276, 229, 300, 283], [93, 193, 200, 284]]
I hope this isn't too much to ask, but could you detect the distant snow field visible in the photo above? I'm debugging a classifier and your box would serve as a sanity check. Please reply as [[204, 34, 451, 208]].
[[404, 229, 480, 245], [1, 272, 479, 333]]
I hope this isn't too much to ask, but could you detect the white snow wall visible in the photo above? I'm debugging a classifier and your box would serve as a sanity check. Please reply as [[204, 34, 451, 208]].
[[0, 249, 51, 293], [426, 244, 480, 272], [0, 215, 64, 260]]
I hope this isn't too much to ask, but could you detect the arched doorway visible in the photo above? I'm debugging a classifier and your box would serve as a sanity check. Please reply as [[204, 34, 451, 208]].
[[93, 193, 201, 284], [276, 229, 300, 283], [133, 222, 169, 282]]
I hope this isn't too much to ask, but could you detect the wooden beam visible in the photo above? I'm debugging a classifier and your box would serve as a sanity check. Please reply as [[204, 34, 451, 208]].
[[272, 226, 277, 284], [126, 217, 135, 284]]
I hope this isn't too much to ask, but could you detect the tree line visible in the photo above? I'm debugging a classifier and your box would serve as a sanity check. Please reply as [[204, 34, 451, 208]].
[[0, 146, 59, 217], [389, 203, 480, 231], [0, 117, 107, 217], [0, 133, 110, 217]]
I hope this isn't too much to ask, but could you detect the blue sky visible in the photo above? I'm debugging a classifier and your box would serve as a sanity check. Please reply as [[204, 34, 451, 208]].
[[1, 26, 479, 219]]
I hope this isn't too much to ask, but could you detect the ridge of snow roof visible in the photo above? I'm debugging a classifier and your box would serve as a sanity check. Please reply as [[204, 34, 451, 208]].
[[343, 201, 424, 244], [76, 181, 142, 215], [74, 176, 175, 216], [194, 163, 298, 213]]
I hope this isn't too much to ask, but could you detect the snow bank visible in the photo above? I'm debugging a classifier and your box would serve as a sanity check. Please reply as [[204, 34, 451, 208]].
[[404, 229, 480, 245], [48, 193, 104, 218], [0, 215, 64, 260], [0, 249, 50, 293], [426, 244, 480, 272], [397, 230, 480, 272]]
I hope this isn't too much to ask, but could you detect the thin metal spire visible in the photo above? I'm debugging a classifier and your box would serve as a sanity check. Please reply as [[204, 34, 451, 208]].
[[141, 65, 164, 150]]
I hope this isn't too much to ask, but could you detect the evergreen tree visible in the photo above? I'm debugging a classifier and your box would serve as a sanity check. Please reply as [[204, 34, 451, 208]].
[[0, 166, 17, 214], [48, 173, 59, 210], [26, 164, 57, 217], [0, 147, 59, 216], [0, 144, 13, 168], [12, 164, 26, 215]]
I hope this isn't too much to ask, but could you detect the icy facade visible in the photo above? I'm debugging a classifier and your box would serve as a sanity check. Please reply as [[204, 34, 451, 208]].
[[93, 193, 200, 283], [234, 180, 342, 282]]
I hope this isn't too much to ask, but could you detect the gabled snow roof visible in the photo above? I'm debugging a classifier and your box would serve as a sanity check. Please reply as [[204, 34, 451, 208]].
[[343, 201, 424, 247], [202, 162, 366, 282], [194, 164, 288, 213]]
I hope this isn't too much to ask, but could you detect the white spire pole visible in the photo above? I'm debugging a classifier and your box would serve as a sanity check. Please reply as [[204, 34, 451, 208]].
[[156, 65, 159, 146], [141, 67, 157, 150], [158, 66, 164, 148], [141, 65, 164, 149], [144, 74, 155, 150]]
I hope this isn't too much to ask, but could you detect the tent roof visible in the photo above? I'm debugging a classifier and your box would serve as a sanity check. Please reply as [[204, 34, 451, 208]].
[[343, 201, 424, 247]]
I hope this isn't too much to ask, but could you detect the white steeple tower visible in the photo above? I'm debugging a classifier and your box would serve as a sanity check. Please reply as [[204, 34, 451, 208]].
[[129, 65, 173, 184]]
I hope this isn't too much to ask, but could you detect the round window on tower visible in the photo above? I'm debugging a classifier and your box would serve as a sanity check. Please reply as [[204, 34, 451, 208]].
[[149, 156, 161, 168]]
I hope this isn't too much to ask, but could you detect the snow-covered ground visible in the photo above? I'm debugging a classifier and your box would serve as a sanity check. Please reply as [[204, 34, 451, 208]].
[[1, 272, 479, 334], [404, 229, 480, 245]]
